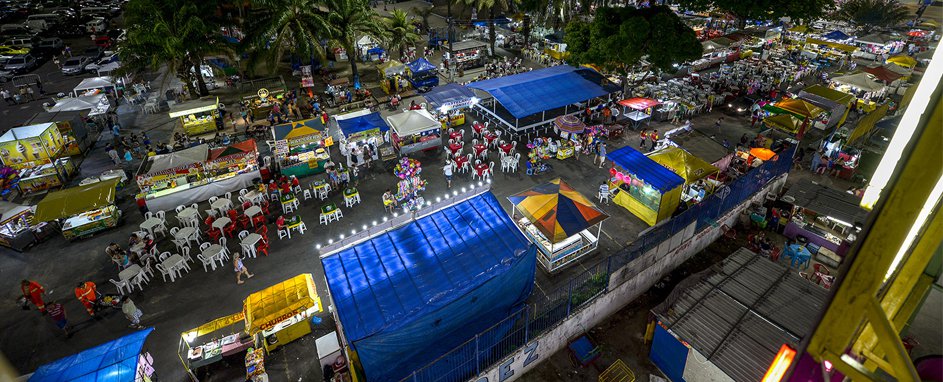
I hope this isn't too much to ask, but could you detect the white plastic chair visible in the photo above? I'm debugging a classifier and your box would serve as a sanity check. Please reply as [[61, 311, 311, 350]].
[[175, 205, 186, 213], [197, 254, 216, 272], [110, 278, 131, 295], [156, 263, 174, 282], [181, 246, 193, 264], [155, 210, 166, 221], [158, 251, 171, 262], [209, 196, 219, 204], [598, 191, 610, 204], [238, 230, 249, 240], [225, 191, 232, 200], [144, 211, 154, 220], [239, 188, 249, 196], [200, 242, 211, 251]]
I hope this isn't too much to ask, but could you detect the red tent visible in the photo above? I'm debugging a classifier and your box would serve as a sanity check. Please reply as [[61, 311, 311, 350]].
[[618, 98, 660, 111], [861, 66, 903, 83], [209, 139, 258, 160]]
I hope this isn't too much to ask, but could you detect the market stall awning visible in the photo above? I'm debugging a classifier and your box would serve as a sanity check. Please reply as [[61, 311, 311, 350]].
[[182, 312, 245, 340], [800, 85, 855, 104], [831, 72, 886, 92], [0, 122, 55, 142], [29, 328, 153, 382], [914, 49, 935, 60], [422, 83, 477, 111], [46, 94, 111, 115], [783, 179, 869, 226], [788, 25, 808, 33], [73, 76, 116, 95], [861, 66, 903, 83], [822, 30, 851, 41], [209, 139, 257, 160], [749, 147, 777, 161], [886, 54, 916, 68], [608, 146, 684, 193], [646, 147, 718, 184], [140, 144, 209, 175], [774, 98, 826, 119], [0, 201, 29, 225], [336, 112, 389, 137], [406, 57, 436, 73], [244, 273, 320, 335], [168, 97, 219, 118], [272, 118, 327, 141], [33, 178, 119, 223], [386, 109, 440, 137], [553, 114, 586, 133], [856, 33, 895, 46], [764, 113, 804, 134], [618, 97, 660, 111], [508, 178, 608, 243], [377, 60, 406, 77], [467, 65, 619, 119]]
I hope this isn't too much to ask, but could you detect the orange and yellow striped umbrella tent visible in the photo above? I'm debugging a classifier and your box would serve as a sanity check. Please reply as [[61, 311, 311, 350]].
[[508, 178, 609, 243]]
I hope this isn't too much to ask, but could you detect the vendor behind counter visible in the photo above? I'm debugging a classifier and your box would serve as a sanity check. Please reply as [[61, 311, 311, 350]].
[[779, 179, 866, 264]]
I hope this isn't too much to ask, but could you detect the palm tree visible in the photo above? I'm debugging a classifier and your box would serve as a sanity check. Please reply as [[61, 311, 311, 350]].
[[834, 0, 909, 33], [410, 5, 434, 32], [464, 0, 517, 55], [121, 0, 228, 97], [241, 0, 331, 75], [383, 9, 422, 60], [324, 0, 383, 86]]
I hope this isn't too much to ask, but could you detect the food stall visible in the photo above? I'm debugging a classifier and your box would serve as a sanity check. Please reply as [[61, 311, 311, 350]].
[[405, 58, 439, 89], [179, 312, 255, 380], [0, 123, 76, 194], [244, 87, 288, 120], [71, 76, 119, 97], [245, 273, 323, 352], [798, 85, 855, 129], [801, 38, 858, 61], [646, 147, 719, 204], [26, 111, 95, 157], [781, 179, 867, 265], [761, 98, 825, 139], [272, 119, 333, 178], [378, 60, 408, 94], [0, 201, 37, 251], [32, 178, 121, 240], [386, 109, 442, 155], [447, 40, 488, 69], [45, 93, 113, 126], [136, 142, 260, 212], [508, 178, 608, 273], [422, 83, 477, 128], [356, 35, 384, 61], [607, 146, 684, 226], [29, 328, 157, 382], [170, 97, 221, 137], [335, 109, 390, 145], [885, 54, 917, 70]]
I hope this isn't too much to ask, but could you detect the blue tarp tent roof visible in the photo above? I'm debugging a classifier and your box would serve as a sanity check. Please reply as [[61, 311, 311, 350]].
[[336, 112, 389, 137], [406, 57, 437, 73], [423, 83, 476, 110], [29, 328, 154, 382], [467, 65, 618, 119], [322, 191, 536, 382], [609, 146, 684, 193], [823, 30, 850, 40], [367, 47, 384, 55]]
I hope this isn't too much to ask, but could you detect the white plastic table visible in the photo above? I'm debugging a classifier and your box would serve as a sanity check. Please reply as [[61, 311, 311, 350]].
[[139, 217, 164, 237], [212, 217, 231, 231], [160, 254, 187, 282], [119, 264, 143, 282], [241, 233, 262, 258], [211, 198, 232, 213]]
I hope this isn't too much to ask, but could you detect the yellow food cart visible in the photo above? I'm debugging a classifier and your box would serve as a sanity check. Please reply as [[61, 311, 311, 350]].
[[607, 146, 684, 226], [646, 147, 719, 204], [244, 273, 323, 352], [169, 97, 221, 136], [0, 122, 76, 194], [32, 179, 122, 240]]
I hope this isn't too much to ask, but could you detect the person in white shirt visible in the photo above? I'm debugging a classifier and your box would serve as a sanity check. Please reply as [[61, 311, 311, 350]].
[[443, 160, 455, 188]]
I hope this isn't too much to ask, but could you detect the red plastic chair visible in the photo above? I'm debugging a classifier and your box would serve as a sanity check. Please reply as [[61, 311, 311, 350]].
[[204, 216, 215, 227], [237, 215, 251, 230], [206, 227, 222, 242], [260, 200, 271, 216], [227, 209, 239, 221], [255, 225, 269, 237], [242, 201, 252, 210], [223, 221, 237, 238], [252, 214, 266, 228], [257, 240, 269, 256]]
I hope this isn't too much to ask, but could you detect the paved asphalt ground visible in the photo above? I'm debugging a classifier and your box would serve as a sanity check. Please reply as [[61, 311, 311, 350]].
[[0, 2, 886, 381]]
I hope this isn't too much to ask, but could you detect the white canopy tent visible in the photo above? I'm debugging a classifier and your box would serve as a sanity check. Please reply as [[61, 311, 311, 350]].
[[46, 94, 112, 117], [138, 144, 209, 175], [830, 72, 886, 92], [386, 109, 440, 137], [72, 76, 117, 97]]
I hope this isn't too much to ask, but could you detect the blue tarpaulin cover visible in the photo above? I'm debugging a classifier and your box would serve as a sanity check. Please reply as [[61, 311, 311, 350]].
[[650, 325, 688, 382], [823, 30, 850, 41], [367, 47, 384, 55], [322, 192, 536, 382], [29, 328, 154, 382], [406, 58, 437, 73], [423, 83, 476, 109], [336, 112, 389, 137], [608, 146, 684, 193], [467, 65, 618, 119]]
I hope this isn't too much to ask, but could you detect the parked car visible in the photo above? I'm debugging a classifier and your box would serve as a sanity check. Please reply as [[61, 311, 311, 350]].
[[35, 37, 62, 51], [83, 45, 103, 60], [93, 35, 111, 48], [61, 55, 90, 74], [0, 45, 30, 59], [3, 53, 36, 73], [0, 69, 11, 82], [84, 52, 117, 72], [723, 95, 758, 117]]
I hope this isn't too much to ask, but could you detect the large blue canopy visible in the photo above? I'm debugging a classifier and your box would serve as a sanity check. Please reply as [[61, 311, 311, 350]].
[[422, 83, 476, 110], [322, 192, 535, 382], [406, 57, 437, 73], [336, 112, 389, 137], [823, 30, 850, 41], [29, 328, 154, 382], [467, 65, 618, 119], [608, 146, 684, 193]]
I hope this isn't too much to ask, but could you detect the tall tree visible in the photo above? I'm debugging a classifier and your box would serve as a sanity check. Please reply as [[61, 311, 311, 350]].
[[120, 0, 228, 97], [834, 0, 910, 33], [464, 0, 518, 56], [383, 9, 422, 59], [675, 0, 832, 28], [241, 0, 331, 74], [564, 6, 703, 89], [324, 0, 383, 86]]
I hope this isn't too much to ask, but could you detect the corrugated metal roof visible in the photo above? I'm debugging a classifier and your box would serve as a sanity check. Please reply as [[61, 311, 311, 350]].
[[654, 248, 829, 382]]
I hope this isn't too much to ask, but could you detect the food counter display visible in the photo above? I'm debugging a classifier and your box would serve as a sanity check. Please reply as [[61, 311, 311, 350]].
[[280, 149, 331, 178], [272, 119, 334, 178], [61, 205, 121, 240], [179, 312, 255, 381], [0, 201, 37, 251], [17, 157, 76, 194], [387, 110, 442, 155], [169, 98, 221, 137], [246, 274, 323, 352], [244, 88, 287, 120], [422, 83, 478, 129], [447, 40, 488, 68], [780, 179, 865, 261], [607, 147, 684, 226]]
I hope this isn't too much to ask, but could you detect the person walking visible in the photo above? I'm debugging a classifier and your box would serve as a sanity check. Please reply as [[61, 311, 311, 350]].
[[595, 141, 607, 168], [639, 129, 648, 149], [1, 89, 12, 105], [21, 280, 47, 314], [106, 145, 120, 165], [443, 159, 454, 188], [382, 189, 395, 213], [234, 253, 254, 284], [810, 150, 822, 173], [35, 79, 44, 96], [122, 298, 144, 329], [26, 86, 35, 101], [123, 149, 133, 164], [714, 117, 724, 137], [46, 300, 70, 337], [74, 281, 99, 317], [649, 130, 659, 152]]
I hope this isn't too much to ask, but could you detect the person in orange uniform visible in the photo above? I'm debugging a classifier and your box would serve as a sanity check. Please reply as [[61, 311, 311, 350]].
[[21, 280, 46, 314], [74, 281, 99, 317]]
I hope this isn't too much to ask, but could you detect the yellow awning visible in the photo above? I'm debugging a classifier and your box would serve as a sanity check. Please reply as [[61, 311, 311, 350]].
[[244, 274, 321, 334], [802, 85, 855, 104], [182, 312, 245, 340], [776, 98, 825, 118], [33, 179, 119, 223], [805, 38, 858, 52], [886, 55, 916, 69], [788, 25, 808, 33], [764, 114, 804, 134], [646, 147, 718, 184]]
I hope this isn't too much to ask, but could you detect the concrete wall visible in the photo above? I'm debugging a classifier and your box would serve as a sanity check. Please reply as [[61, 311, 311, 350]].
[[469, 175, 787, 382]]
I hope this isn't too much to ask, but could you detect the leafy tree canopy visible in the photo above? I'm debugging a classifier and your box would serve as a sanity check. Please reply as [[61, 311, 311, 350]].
[[834, 0, 910, 33], [564, 6, 703, 74], [675, 0, 831, 25]]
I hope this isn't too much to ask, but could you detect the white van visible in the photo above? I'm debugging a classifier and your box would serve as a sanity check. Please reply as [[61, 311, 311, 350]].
[[86, 18, 107, 34], [25, 14, 59, 31]]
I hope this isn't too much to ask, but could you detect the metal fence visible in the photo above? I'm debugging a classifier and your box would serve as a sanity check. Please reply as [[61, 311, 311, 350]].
[[401, 146, 796, 382]]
